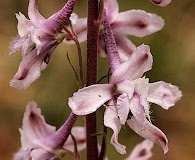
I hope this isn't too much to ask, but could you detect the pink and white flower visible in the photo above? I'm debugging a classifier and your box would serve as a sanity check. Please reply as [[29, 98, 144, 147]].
[[14, 101, 85, 160], [68, 44, 182, 154], [9, 0, 76, 89], [65, 0, 164, 61]]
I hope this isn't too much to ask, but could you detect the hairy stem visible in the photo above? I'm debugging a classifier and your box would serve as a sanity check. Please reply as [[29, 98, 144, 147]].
[[86, 0, 100, 159]]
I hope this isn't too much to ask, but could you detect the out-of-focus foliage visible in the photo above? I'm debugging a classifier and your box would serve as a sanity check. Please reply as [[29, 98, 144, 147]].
[[0, 0, 195, 160]]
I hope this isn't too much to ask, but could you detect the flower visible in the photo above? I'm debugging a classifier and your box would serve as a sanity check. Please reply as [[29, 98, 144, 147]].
[[68, 44, 182, 154], [125, 140, 154, 160], [9, 0, 76, 89], [14, 101, 86, 160], [64, 0, 164, 61]]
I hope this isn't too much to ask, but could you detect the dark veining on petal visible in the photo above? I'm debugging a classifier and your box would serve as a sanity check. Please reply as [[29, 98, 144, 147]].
[[18, 69, 28, 80], [137, 53, 149, 66], [138, 148, 147, 157], [155, 133, 167, 146], [151, 0, 162, 4], [135, 21, 147, 29]]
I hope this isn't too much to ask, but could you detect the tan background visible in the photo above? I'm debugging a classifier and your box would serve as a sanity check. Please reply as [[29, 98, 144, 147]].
[[0, 0, 195, 159]]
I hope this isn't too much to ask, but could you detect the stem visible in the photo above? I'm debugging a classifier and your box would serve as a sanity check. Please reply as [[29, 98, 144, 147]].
[[86, 0, 100, 159]]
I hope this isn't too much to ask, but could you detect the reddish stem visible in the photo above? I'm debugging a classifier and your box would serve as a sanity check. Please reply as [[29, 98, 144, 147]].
[[86, 0, 100, 159]]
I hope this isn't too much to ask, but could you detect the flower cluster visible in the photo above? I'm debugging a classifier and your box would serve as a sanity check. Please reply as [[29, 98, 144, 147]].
[[9, 0, 182, 159]]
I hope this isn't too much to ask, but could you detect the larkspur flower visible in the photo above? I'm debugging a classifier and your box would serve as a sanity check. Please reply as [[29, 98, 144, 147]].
[[14, 101, 85, 160], [9, 0, 76, 89], [68, 44, 182, 154], [64, 0, 164, 61], [125, 140, 154, 160]]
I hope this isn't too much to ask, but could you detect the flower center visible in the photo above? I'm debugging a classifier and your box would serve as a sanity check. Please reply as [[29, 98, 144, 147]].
[[55, 32, 65, 43]]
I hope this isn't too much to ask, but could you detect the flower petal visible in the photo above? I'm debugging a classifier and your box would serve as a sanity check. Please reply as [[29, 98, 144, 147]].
[[125, 140, 154, 160], [64, 126, 86, 152], [113, 33, 136, 62], [134, 78, 150, 120], [111, 44, 153, 83], [147, 81, 182, 109], [10, 41, 57, 89], [112, 10, 164, 37], [10, 49, 45, 89], [69, 84, 113, 115], [28, 0, 46, 28], [64, 18, 87, 44], [127, 117, 168, 154], [22, 101, 56, 146], [31, 148, 54, 160], [116, 93, 130, 125], [104, 0, 119, 23], [13, 148, 31, 160], [16, 12, 31, 37], [149, 0, 172, 7], [104, 101, 126, 154], [128, 94, 168, 153]]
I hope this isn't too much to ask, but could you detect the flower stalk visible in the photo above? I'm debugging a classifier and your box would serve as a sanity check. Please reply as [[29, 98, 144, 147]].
[[86, 0, 101, 159]]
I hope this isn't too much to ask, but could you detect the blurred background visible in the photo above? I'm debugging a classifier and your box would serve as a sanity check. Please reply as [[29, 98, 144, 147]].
[[0, 0, 195, 159]]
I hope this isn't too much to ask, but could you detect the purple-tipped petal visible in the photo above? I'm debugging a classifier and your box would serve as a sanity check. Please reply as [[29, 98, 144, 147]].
[[10, 42, 57, 89], [111, 44, 153, 83], [69, 84, 113, 115], [149, 0, 172, 7], [104, 0, 119, 23], [104, 101, 126, 154], [125, 140, 154, 160], [147, 81, 182, 109], [112, 10, 164, 37], [20, 101, 56, 149], [128, 94, 168, 153], [127, 117, 168, 154]]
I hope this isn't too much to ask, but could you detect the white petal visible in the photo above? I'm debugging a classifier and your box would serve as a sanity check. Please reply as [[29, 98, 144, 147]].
[[116, 93, 130, 125], [111, 44, 153, 83], [112, 10, 164, 37], [69, 84, 113, 115], [104, 101, 126, 154], [22, 101, 56, 146], [28, 0, 46, 28], [104, 0, 119, 23], [127, 117, 168, 154], [31, 148, 54, 160], [134, 78, 150, 120], [147, 81, 182, 109], [16, 12, 31, 37]]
